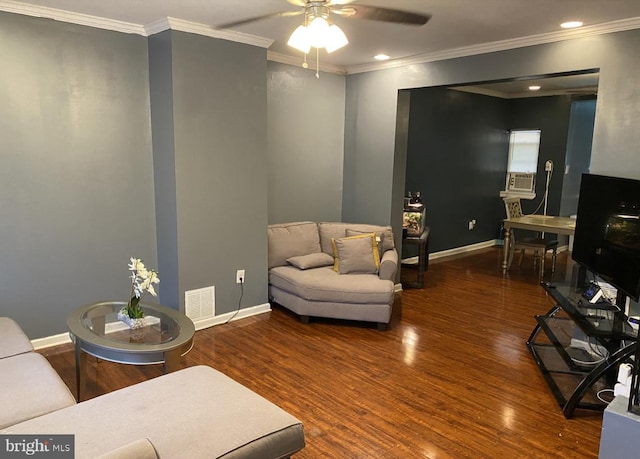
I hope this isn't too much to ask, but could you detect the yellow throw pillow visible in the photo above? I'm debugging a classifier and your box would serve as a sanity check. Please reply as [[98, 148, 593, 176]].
[[330, 233, 381, 274]]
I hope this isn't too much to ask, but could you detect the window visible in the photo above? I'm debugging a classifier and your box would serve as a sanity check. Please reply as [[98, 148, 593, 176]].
[[507, 129, 541, 173]]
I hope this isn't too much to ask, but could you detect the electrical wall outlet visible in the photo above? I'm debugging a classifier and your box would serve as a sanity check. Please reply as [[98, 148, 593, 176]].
[[468, 219, 477, 230], [545, 160, 554, 172], [236, 269, 245, 284]]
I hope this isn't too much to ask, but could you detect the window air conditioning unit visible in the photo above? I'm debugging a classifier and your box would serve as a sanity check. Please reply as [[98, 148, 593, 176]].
[[507, 173, 535, 193]]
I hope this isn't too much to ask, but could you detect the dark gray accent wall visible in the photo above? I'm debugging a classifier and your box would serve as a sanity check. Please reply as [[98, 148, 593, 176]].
[[507, 96, 573, 217], [560, 98, 597, 217], [169, 31, 268, 314], [343, 30, 640, 244], [0, 12, 155, 338], [404, 88, 509, 252], [267, 62, 345, 224], [403, 90, 585, 253]]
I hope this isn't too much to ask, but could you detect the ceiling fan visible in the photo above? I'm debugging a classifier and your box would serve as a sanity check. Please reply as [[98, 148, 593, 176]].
[[218, 1, 431, 75], [219, 0, 431, 29]]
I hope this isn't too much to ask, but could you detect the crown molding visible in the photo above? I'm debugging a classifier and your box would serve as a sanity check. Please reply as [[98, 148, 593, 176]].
[[346, 16, 640, 75], [0, 1, 273, 48], [0, 0, 146, 34], [267, 50, 347, 75], [146, 17, 273, 48]]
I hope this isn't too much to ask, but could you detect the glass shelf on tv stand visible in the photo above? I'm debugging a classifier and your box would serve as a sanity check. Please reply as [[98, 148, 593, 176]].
[[527, 284, 637, 419]]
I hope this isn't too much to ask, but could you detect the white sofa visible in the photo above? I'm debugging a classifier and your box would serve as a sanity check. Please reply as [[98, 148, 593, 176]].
[[0, 317, 305, 458], [267, 221, 398, 330]]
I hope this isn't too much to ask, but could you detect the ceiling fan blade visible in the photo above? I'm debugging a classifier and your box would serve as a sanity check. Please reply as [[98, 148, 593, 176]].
[[333, 5, 431, 25], [288, 0, 356, 6], [218, 10, 303, 29]]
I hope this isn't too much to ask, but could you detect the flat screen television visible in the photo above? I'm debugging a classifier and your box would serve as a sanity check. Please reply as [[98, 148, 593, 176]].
[[572, 174, 640, 302]]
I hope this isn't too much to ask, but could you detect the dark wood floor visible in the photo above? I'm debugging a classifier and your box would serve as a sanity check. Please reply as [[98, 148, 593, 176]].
[[40, 248, 603, 458]]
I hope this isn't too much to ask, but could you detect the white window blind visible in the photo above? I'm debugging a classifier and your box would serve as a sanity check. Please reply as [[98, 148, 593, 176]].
[[507, 130, 541, 173]]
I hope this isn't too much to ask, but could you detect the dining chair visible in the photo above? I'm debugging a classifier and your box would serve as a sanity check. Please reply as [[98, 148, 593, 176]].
[[503, 197, 559, 281]]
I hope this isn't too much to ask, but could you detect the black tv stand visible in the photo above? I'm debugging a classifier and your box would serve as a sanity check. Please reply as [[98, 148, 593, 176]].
[[527, 283, 637, 418]]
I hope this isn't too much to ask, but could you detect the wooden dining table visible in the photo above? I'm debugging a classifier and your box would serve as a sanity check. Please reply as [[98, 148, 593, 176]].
[[502, 215, 576, 279]]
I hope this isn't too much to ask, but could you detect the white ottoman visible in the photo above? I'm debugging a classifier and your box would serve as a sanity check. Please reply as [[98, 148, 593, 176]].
[[2, 365, 305, 459]]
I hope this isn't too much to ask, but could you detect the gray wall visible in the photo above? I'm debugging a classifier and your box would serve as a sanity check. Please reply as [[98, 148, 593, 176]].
[[149, 30, 179, 310], [343, 70, 402, 226], [3, 9, 640, 338], [169, 31, 269, 314], [343, 31, 640, 241], [0, 13, 268, 338], [266, 62, 345, 224], [0, 13, 156, 338]]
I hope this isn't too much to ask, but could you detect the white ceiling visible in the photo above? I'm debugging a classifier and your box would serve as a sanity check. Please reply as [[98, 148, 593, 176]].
[[4, 0, 640, 73]]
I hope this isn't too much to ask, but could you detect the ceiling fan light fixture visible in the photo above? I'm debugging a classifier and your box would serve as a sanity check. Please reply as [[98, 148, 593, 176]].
[[287, 24, 311, 53], [307, 16, 331, 48], [324, 24, 349, 53], [287, 7, 348, 54]]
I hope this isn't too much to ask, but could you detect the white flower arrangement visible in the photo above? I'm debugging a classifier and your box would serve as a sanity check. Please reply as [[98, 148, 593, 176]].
[[122, 257, 160, 319]]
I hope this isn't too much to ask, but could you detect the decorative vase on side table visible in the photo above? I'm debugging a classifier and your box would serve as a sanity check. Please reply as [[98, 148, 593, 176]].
[[117, 257, 159, 330]]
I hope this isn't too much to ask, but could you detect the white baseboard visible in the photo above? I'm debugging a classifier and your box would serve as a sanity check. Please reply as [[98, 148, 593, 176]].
[[427, 240, 570, 261], [32, 332, 73, 350], [400, 240, 571, 269], [402, 240, 496, 265], [31, 303, 272, 350], [401, 239, 498, 266], [192, 303, 271, 331], [430, 240, 498, 261]]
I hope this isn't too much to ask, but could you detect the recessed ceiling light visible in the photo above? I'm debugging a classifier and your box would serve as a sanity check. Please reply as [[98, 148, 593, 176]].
[[561, 21, 583, 29], [529, 85, 541, 91], [374, 54, 390, 61]]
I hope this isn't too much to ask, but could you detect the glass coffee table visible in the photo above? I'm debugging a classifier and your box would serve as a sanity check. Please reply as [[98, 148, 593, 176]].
[[67, 301, 195, 400]]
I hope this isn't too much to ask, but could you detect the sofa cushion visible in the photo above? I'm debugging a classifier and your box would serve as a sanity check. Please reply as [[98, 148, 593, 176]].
[[319, 222, 394, 255], [287, 252, 335, 270], [346, 224, 395, 252], [0, 352, 76, 429], [345, 228, 383, 251], [331, 234, 380, 274], [268, 222, 321, 269], [270, 266, 394, 304], [0, 317, 34, 358]]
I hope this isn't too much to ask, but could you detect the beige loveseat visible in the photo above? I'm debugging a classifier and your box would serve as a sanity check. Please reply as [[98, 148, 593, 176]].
[[267, 222, 398, 330], [0, 317, 305, 458]]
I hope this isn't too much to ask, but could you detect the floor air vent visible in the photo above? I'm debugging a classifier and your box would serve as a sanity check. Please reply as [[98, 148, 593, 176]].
[[185, 286, 215, 322]]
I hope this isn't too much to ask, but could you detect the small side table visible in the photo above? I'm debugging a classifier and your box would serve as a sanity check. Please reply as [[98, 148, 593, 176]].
[[67, 301, 195, 401], [401, 227, 430, 289]]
